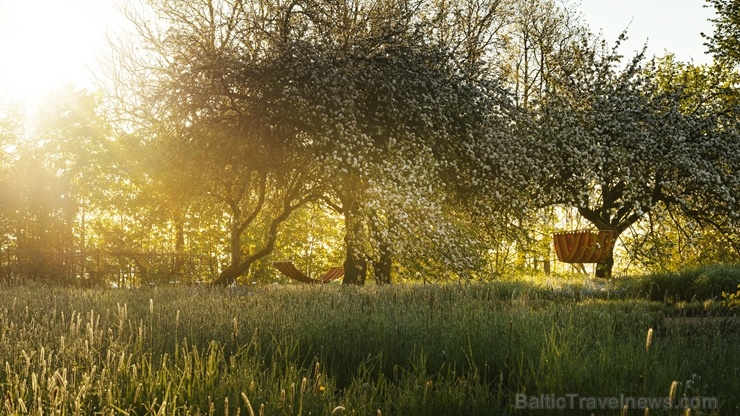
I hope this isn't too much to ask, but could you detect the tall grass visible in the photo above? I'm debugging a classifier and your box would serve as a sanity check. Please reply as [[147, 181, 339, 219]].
[[612, 263, 740, 304], [0, 283, 737, 415]]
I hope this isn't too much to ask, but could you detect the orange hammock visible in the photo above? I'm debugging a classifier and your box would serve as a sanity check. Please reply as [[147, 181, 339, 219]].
[[553, 230, 616, 263], [273, 261, 344, 284]]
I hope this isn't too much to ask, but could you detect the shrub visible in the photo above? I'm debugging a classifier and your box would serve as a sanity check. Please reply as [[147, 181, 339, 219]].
[[613, 264, 740, 303], [722, 284, 740, 310]]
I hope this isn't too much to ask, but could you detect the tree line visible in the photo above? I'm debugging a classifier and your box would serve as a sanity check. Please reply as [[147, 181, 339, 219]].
[[1, 0, 738, 285]]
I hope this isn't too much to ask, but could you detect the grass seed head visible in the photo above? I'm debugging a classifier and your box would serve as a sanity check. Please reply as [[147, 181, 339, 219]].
[[645, 328, 654, 352], [241, 392, 255, 416], [669, 381, 678, 405]]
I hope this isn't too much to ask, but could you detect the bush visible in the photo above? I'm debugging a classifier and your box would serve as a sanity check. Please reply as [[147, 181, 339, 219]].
[[723, 283, 740, 310], [613, 263, 740, 303]]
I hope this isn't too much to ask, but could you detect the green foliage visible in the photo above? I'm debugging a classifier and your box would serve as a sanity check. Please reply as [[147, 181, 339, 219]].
[[703, 0, 740, 66], [269, 203, 345, 284], [1, 0, 738, 286], [613, 264, 740, 303], [722, 284, 740, 309], [0, 87, 125, 283], [112, 0, 545, 285], [504, 36, 740, 278], [621, 209, 740, 273]]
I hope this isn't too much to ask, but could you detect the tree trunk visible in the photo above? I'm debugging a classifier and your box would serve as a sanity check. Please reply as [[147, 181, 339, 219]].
[[341, 202, 366, 285], [211, 203, 252, 286], [594, 244, 615, 279], [229, 224, 242, 269], [214, 263, 246, 286], [372, 242, 392, 284], [343, 246, 366, 285], [367, 211, 392, 285], [338, 176, 370, 286], [212, 196, 297, 286], [174, 217, 185, 278]]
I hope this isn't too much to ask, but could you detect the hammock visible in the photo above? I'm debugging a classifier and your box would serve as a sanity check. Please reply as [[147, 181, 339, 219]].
[[553, 230, 616, 263], [273, 261, 344, 284]]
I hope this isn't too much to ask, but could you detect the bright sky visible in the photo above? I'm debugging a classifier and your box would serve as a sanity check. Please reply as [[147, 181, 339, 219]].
[[0, 0, 719, 107], [578, 0, 716, 65], [0, 0, 123, 103]]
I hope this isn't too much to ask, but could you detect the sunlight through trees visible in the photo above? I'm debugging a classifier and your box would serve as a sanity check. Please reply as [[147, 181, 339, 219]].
[[0, 0, 737, 286]]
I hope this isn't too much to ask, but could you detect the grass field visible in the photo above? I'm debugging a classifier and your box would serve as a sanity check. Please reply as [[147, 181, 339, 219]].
[[1, 268, 739, 415]]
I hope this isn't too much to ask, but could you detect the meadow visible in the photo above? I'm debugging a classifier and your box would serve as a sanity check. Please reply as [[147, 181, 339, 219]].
[[1, 266, 739, 415]]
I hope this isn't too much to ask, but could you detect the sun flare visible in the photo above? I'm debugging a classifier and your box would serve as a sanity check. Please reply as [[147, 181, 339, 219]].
[[0, 0, 120, 108]]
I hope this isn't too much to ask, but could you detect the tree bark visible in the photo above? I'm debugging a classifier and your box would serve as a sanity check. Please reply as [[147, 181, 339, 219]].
[[214, 263, 246, 286], [337, 171, 369, 286], [368, 211, 392, 284], [341, 201, 366, 285], [212, 194, 298, 286], [213, 237, 271, 286], [594, 252, 614, 279], [228, 225, 242, 271], [594, 231, 617, 279], [372, 242, 392, 284], [343, 246, 367, 285]]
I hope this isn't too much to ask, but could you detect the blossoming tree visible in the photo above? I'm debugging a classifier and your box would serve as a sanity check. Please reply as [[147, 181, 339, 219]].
[[515, 40, 740, 278]]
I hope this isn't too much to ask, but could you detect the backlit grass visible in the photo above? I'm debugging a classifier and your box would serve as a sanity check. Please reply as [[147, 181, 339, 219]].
[[0, 283, 737, 415]]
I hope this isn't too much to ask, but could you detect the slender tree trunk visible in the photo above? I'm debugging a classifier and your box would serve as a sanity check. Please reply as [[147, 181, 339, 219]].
[[210, 207, 247, 286], [210, 223, 245, 286], [173, 217, 185, 278], [229, 224, 242, 269], [213, 238, 265, 286]]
